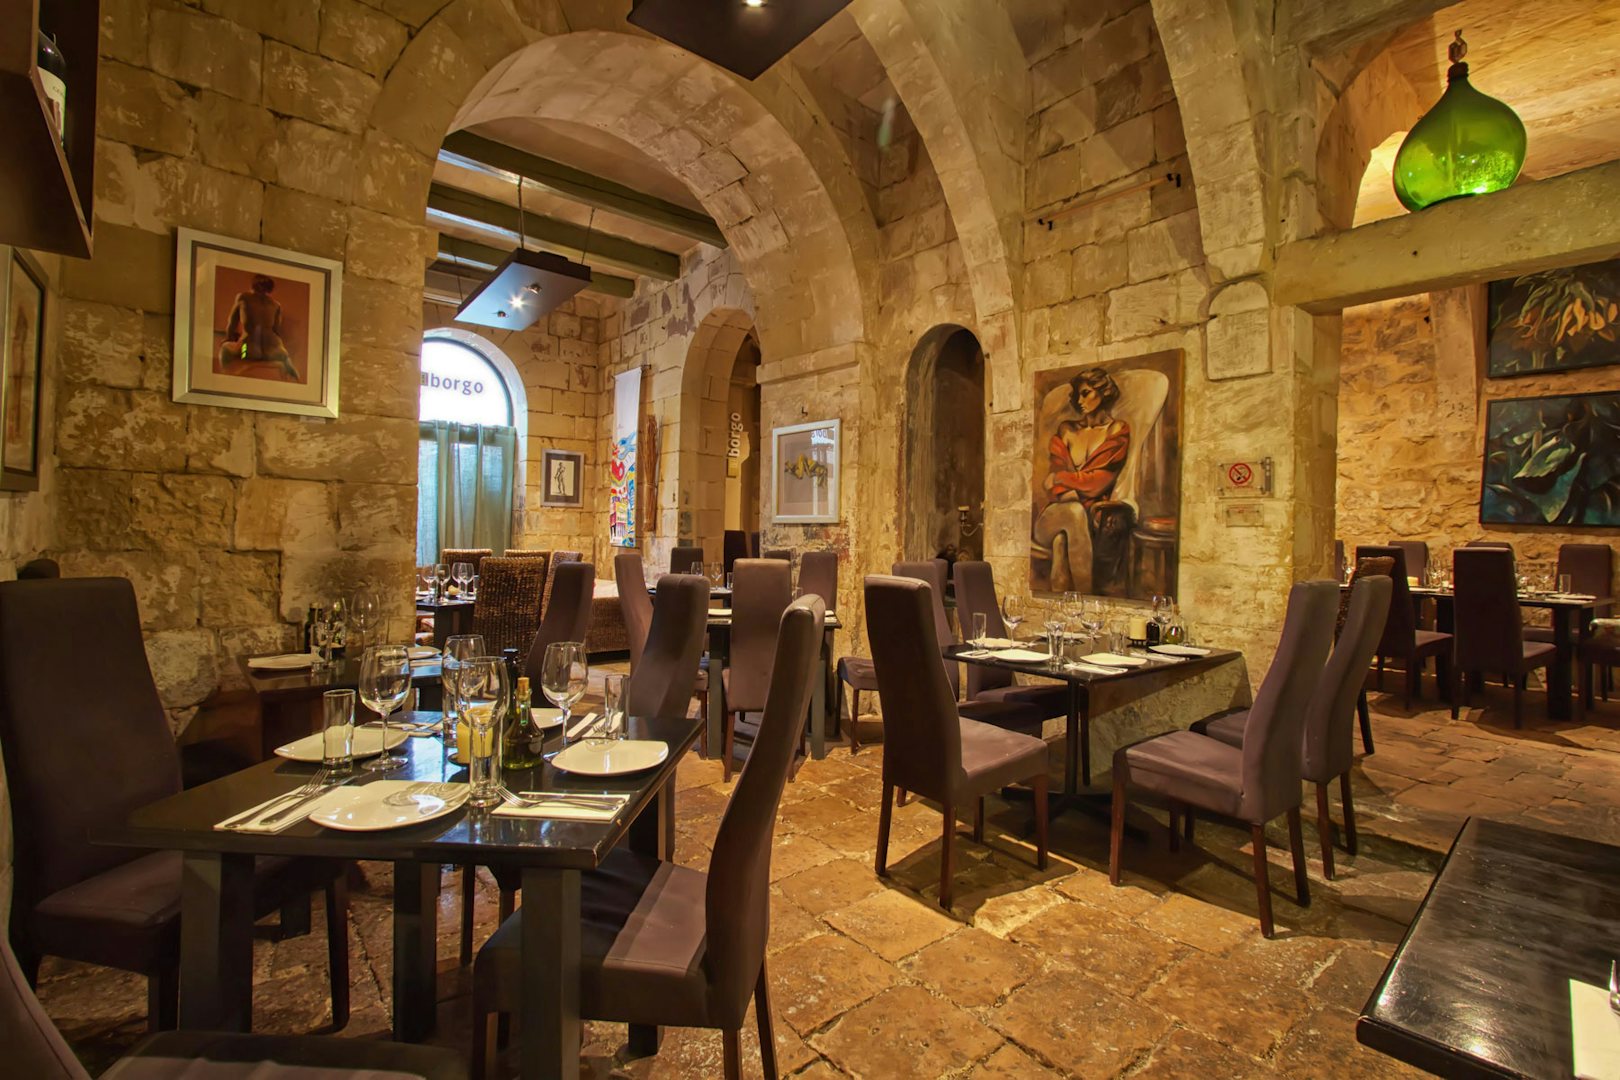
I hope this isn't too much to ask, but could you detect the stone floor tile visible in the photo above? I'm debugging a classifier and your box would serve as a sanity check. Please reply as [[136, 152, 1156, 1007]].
[[1138, 948, 1315, 1059], [777, 794, 867, 835], [969, 882, 1066, 938], [811, 985, 1001, 1079], [1131, 890, 1258, 954], [1309, 946, 1395, 1013], [1010, 902, 1185, 996], [1053, 864, 1168, 915], [768, 892, 827, 955], [822, 887, 958, 962], [778, 858, 885, 916], [901, 928, 1042, 1009], [769, 832, 843, 882], [991, 968, 1172, 1076], [1273, 1005, 1431, 1079], [966, 1042, 1062, 1078], [1129, 1026, 1274, 1079], [769, 934, 899, 1035]]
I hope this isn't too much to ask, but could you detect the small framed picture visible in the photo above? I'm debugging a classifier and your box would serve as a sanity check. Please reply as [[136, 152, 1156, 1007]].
[[540, 448, 585, 507], [0, 248, 45, 492], [173, 227, 342, 418], [771, 419, 840, 523]]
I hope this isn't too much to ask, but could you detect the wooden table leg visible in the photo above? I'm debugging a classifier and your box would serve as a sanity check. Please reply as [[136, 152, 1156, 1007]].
[[179, 852, 255, 1031], [392, 861, 440, 1042], [809, 629, 829, 760], [521, 867, 581, 1080], [1064, 683, 1084, 795], [706, 627, 728, 763], [1550, 607, 1575, 721]]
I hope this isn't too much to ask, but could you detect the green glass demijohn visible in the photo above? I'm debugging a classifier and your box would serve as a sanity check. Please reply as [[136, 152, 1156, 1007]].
[[1392, 31, 1527, 212]]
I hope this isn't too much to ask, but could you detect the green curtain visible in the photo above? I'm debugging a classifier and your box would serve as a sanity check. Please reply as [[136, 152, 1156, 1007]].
[[418, 420, 516, 565]]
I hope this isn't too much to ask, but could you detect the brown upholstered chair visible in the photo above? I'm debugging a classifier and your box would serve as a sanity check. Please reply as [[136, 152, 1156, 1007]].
[[1464, 539, 1514, 550], [616, 552, 654, 670], [835, 654, 879, 754], [762, 549, 791, 561], [952, 560, 1067, 719], [1528, 544, 1612, 682], [0, 579, 351, 1030], [441, 547, 493, 575], [720, 559, 792, 781], [865, 575, 1049, 910], [17, 558, 58, 579], [1340, 555, 1396, 754], [1111, 580, 1337, 937], [722, 530, 749, 575], [1358, 544, 1452, 709], [670, 545, 705, 575], [626, 574, 711, 719], [471, 596, 826, 1078], [797, 550, 838, 610], [540, 549, 583, 618], [523, 561, 595, 682], [471, 557, 548, 655], [1195, 575, 1392, 879], [1451, 547, 1555, 727], [1387, 540, 1429, 585], [3, 938, 467, 1080]]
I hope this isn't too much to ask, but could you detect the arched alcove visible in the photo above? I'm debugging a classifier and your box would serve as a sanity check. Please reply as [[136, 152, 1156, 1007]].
[[903, 325, 986, 561], [680, 307, 762, 555]]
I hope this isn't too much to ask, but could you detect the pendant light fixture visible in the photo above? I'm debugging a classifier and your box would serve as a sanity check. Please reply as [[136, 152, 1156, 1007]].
[[627, 0, 853, 80], [1392, 31, 1527, 212], [454, 177, 592, 332]]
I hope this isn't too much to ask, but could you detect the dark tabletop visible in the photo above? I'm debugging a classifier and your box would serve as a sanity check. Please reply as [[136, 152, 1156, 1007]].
[[242, 656, 443, 700], [943, 642, 1241, 685], [1349, 584, 1615, 613], [415, 596, 474, 612], [96, 713, 702, 871], [1357, 817, 1620, 1080]]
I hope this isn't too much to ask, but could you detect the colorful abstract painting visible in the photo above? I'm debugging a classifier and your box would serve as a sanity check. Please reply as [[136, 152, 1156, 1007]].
[[1487, 257, 1620, 377], [609, 368, 640, 546], [1480, 391, 1620, 526]]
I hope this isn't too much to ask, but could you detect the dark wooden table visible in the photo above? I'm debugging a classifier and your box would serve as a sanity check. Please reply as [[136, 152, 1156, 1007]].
[[704, 611, 843, 763], [943, 643, 1242, 797], [98, 714, 701, 1080], [242, 655, 444, 760], [415, 595, 474, 649], [1358, 817, 1620, 1079]]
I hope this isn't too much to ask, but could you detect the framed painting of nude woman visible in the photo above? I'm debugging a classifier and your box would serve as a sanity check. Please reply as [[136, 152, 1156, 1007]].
[[1030, 349, 1183, 600], [172, 228, 343, 418]]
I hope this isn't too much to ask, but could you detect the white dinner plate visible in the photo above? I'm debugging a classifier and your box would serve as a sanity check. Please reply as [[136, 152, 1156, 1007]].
[[274, 726, 410, 763], [1150, 644, 1211, 658], [309, 781, 468, 831], [1081, 652, 1149, 668], [408, 645, 439, 661], [709, 607, 733, 617], [550, 739, 669, 776], [987, 648, 1051, 663], [248, 652, 320, 671], [532, 707, 565, 730]]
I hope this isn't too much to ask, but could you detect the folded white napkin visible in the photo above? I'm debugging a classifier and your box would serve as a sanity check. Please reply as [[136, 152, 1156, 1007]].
[[1570, 978, 1620, 1080], [1552, 593, 1599, 602], [247, 653, 318, 671], [214, 786, 340, 833], [709, 607, 733, 617], [1071, 663, 1124, 676], [988, 648, 1051, 662], [492, 793, 628, 822], [564, 712, 601, 739], [973, 636, 1020, 649]]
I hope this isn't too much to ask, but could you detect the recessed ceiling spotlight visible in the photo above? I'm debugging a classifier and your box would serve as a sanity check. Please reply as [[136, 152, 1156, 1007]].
[[629, 0, 852, 80], [743, 0, 765, 7]]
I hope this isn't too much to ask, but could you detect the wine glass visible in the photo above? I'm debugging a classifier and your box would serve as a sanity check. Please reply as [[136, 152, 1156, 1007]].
[[348, 588, 380, 652], [1151, 594, 1174, 642], [442, 633, 485, 754], [455, 656, 509, 807], [1043, 607, 1066, 669], [1001, 595, 1025, 641], [451, 561, 474, 597], [433, 562, 450, 601], [1080, 598, 1104, 651], [359, 645, 412, 772], [542, 642, 589, 743]]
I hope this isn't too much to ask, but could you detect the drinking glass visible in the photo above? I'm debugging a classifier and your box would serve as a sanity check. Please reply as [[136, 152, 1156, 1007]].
[[451, 561, 474, 597], [1558, 573, 1573, 595], [348, 588, 380, 653], [541, 642, 589, 742], [725, 573, 734, 591], [1002, 595, 1025, 640], [441, 633, 486, 761], [311, 607, 333, 668], [359, 645, 411, 772], [455, 656, 509, 807], [971, 612, 988, 645], [433, 562, 450, 601], [599, 673, 627, 743], [1151, 594, 1174, 641], [467, 574, 479, 600], [709, 562, 725, 589], [322, 689, 356, 773], [1080, 598, 1104, 650], [417, 566, 434, 596], [1043, 610, 1066, 669]]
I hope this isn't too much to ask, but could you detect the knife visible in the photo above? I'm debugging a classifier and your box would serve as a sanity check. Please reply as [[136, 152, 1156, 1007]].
[[262, 775, 357, 825]]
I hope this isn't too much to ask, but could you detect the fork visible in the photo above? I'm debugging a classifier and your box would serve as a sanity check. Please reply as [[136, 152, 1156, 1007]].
[[501, 787, 624, 810], [221, 768, 328, 829], [1610, 959, 1618, 1014]]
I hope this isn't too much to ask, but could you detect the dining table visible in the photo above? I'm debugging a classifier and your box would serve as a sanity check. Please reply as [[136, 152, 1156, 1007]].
[[1358, 817, 1620, 1079], [241, 653, 444, 761], [96, 713, 701, 1080], [415, 594, 475, 648], [943, 641, 1243, 801]]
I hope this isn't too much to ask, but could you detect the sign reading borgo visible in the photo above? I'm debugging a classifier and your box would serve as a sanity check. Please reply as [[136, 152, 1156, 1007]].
[[418, 339, 512, 426]]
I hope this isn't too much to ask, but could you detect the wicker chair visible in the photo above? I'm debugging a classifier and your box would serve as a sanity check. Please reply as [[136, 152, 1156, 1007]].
[[441, 548, 493, 575], [470, 557, 548, 655]]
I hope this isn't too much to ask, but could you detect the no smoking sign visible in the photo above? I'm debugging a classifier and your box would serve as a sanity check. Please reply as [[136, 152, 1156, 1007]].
[[1217, 458, 1273, 497]]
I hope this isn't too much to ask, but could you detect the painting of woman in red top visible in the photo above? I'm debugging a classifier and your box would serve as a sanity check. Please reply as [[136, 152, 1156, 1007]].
[[1033, 369, 1129, 593]]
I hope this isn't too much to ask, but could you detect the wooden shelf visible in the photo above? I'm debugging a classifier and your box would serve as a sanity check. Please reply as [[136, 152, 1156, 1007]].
[[0, 0, 99, 259]]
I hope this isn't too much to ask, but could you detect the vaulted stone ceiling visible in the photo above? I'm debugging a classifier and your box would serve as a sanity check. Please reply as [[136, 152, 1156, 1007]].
[[1355, 0, 1620, 223]]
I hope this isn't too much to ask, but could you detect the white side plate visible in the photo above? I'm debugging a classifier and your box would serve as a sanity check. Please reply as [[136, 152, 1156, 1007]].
[[1150, 644, 1211, 657], [274, 727, 410, 763], [309, 781, 468, 831], [248, 653, 319, 671], [550, 740, 669, 776]]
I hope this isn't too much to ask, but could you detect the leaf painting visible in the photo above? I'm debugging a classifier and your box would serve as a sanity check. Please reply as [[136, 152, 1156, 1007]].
[[1488, 258, 1620, 377], [1480, 391, 1620, 527]]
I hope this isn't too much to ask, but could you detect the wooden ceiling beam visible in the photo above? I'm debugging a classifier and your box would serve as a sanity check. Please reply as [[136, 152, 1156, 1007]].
[[433, 235, 636, 298]]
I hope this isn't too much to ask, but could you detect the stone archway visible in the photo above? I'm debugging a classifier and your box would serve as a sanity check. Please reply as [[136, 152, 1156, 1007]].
[[678, 307, 760, 555], [902, 325, 987, 562]]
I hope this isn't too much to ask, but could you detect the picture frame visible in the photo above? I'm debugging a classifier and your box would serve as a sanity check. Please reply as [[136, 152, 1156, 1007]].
[[172, 227, 343, 418], [0, 247, 45, 492], [1486, 258, 1620, 378], [540, 448, 585, 508], [1479, 390, 1620, 527], [771, 418, 840, 524]]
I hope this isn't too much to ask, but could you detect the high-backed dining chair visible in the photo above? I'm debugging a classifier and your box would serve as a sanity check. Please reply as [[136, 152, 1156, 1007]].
[[952, 561, 1067, 719], [626, 575, 711, 719], [1451, 547, 1554, 728], [615, 552, 654, 670], [762, 549, 791, 562], [797, 551, 838, 609], [1196, 575, 1391, 880], [471, 597, 826, 1078], [1387, 541, 1428, 585], [1358, 544, 1452, 709], [441, 547, 494, 575], [1527, 545, 1612, 670], [0, 579, 351, 1030], [471, 557, 549, 655], [4, 937, 470, 1080], [17, 558, 58, 579], [540, 549, 583, 619], [1341, 555, 1396, 754], [865, 576, 1049, 910], [722, 530, 749, 575], [893, 560, 960, 698], [721, 559, 792, 782], [670, 545, 705, 575], [522, 560, 595, 683], [1465, 539, 1514, 551], [1111, 580, 1337, 937]]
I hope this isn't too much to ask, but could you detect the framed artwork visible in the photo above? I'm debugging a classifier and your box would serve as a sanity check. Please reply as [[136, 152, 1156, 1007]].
[[771, 419, 840, 523], [609, 368, 640, 546], [1480, 391, 1620, 526], [1030, 350, 1183, 599], [540, 448, 584, 507], [0, 248, 44, 492], [1487, 257, 1620, 378], [172, 227, 342, 418]]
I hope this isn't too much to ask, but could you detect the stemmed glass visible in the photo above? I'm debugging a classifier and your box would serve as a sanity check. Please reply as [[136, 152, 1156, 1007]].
[[708, 562, 725, 590], [359, 645, 412, 772], [1151, 594, 1174, 643], [541, 642, 589, 744], [451, 561, 475, 597], [348, 588, 380, 653], [311, 606, 333, 668], [433, 562, 450, 602], [1043, 607, 1066, 669], [455, 656, 509, 807], [442, 633, 485, 762], [1001, 595, 1025, 641], [1079, 598, 1104, 652]]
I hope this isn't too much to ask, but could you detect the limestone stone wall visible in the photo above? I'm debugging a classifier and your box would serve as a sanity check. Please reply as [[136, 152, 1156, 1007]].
[[1336, 291, 1620, 593]]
